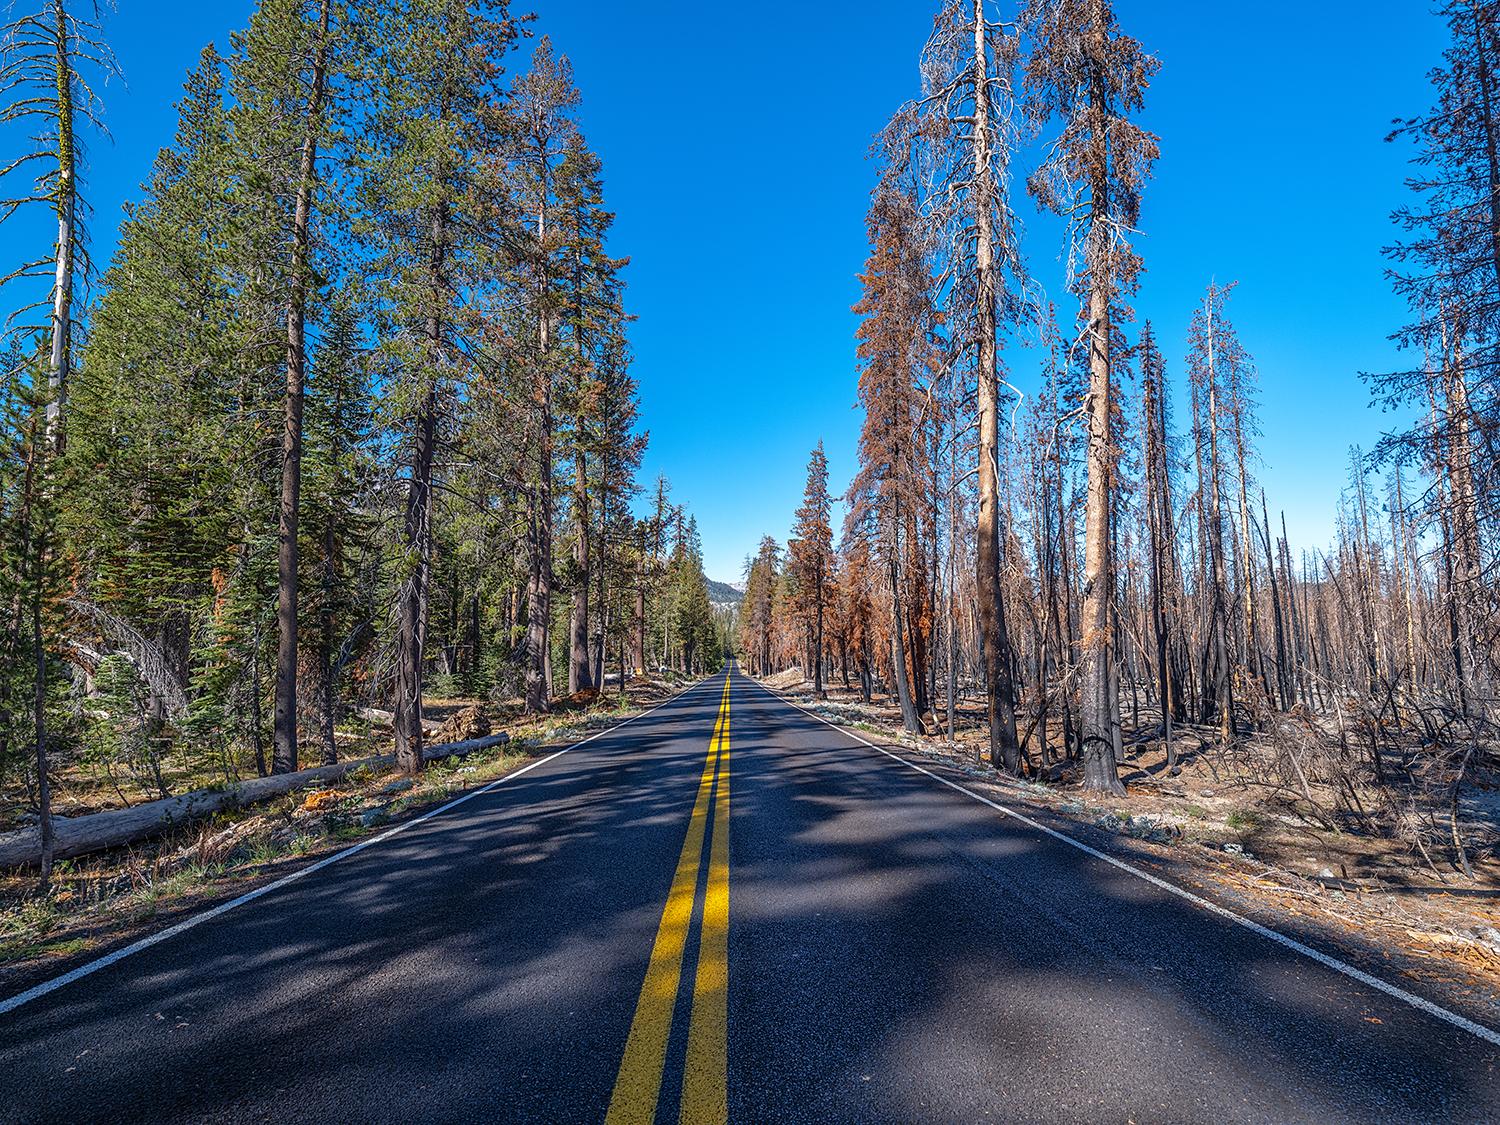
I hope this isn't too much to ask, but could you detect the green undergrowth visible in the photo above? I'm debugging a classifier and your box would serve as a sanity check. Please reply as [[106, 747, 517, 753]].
[[0, 687, 681, 977]]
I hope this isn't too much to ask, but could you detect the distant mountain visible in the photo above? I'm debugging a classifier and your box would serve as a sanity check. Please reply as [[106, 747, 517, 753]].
[[706, 578, 743, 606]]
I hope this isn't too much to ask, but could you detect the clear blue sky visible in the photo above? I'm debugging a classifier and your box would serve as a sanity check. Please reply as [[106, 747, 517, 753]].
[[47, 1, 1445, 583]]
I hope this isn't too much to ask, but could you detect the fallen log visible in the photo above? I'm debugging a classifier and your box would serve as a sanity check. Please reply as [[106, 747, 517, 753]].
[[0, 732, 510, 869], [354, 706, 443, 733]]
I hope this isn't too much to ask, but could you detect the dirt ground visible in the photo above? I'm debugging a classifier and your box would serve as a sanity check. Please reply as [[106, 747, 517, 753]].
[[760, 668, 1500, 1020]]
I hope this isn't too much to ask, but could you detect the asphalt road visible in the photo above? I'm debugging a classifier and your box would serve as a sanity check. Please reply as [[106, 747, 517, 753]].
[[2, 664, 1497, 1123]]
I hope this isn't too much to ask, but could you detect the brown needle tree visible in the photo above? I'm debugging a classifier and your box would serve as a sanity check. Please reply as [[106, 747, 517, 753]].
[[789, 442, 834, 698], [1024, 0, 1159, 794], [850, 176, 935, 735], [898, 0, 1027, 769]]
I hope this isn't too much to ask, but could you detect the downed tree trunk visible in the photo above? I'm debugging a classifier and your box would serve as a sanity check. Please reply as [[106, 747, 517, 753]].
[[0, 732, 510, 869], [66, 598, 191, 718], [355, 706, 442, 733]]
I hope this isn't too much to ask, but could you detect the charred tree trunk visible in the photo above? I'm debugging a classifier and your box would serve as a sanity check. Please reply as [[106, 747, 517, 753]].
[[525, 189, 555, 713], [889, 546, 922, 734], [971, 0, 1021, 771], [1080, 284, 1122, 793]]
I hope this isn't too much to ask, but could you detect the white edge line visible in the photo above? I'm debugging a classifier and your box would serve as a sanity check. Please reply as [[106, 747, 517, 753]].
[[749, 677, 1500, 1049], [0, 676, 718, 1019]]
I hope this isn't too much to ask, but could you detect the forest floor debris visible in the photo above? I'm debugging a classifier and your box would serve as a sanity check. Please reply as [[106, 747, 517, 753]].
[[763, 672, 1500, 1023], [0, 674, 696, 995]]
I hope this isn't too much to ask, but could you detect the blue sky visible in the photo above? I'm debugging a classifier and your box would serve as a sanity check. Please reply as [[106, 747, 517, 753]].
[[26, 1, 1446, 583]]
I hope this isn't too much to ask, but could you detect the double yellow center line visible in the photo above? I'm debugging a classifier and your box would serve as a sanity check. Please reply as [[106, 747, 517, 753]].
[[607, 673, 732, 1125]]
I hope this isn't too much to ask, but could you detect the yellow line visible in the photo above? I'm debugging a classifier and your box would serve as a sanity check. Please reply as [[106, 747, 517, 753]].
[[606, 674, 732, 1125], [681, 675, 730, 1124]]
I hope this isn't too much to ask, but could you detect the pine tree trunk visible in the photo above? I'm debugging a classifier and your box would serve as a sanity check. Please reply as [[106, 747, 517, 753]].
[[1204, 296, 1237, 743], [813, 569, 825, 698], [34, 596, 51, 891], [633, 579, 646, 675], [1144, 349, 1175, 768], [1278, 512, 1304, 707], [569, 446, 592, 695], [889, 552, 921, 734], [1055, 437, 1082, 760], [1080, 283, 1123, 794], [273, 0, 332, 776], [593, 590, 607, 693], [394, 194, 447, 773], [947, 392, 959, 744], [1442, 334, 1484, 711], [19, 423, 52, 889], [1234, 428, 1267, 708], [1259, 490, 1291, 711], [971, 0, 1020, 771], [569, 269, 592, 695], [317, 519, 339, 766], [394, 388, 436, 773], [525, 187, 555, 713], [1390, 476, 1419, 695], [592, 482, 608, 690]]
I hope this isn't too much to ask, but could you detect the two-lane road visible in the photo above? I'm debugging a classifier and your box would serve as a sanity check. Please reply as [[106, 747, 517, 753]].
[[2, 665, 1497, 1122]]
